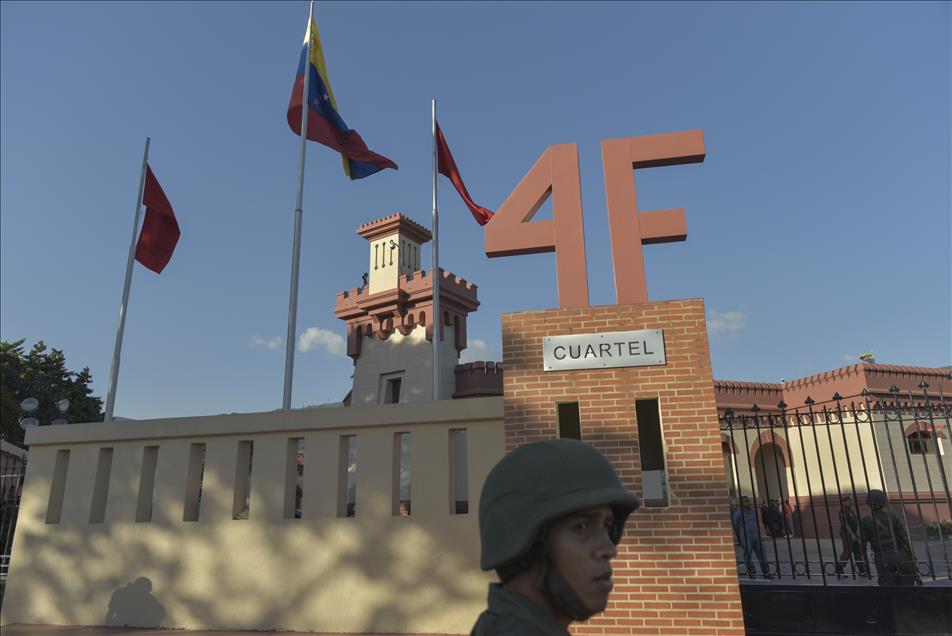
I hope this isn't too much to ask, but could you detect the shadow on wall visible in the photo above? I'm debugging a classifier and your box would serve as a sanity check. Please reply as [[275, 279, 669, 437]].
[[104, 577, 166, 627], [3, 446, 486, 633]]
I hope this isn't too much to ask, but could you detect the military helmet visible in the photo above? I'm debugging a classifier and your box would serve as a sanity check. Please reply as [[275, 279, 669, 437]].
[[478, 438, 640, 571], [866, 489, 888, 508]]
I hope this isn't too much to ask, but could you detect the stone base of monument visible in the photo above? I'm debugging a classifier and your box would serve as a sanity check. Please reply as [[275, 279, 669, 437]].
[[501, 298, 745, 636]]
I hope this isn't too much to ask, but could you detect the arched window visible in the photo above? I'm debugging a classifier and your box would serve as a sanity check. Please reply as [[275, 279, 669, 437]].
[[907, 431, 937, 455], [904, 421, 946, 456]]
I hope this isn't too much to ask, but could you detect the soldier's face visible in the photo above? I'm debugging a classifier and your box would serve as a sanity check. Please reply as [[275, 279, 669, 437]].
[[547, 506, 618, 614]]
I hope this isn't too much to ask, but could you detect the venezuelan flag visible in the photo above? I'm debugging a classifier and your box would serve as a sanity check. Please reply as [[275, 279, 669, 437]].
[[287, 18, 397, 179]]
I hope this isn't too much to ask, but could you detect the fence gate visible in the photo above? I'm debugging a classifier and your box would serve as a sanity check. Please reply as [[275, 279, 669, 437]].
[[720, 386, 952, 635]]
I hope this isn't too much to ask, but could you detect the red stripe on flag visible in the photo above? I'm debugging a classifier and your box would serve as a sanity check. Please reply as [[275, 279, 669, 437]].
[[436, 123, 494, 226]]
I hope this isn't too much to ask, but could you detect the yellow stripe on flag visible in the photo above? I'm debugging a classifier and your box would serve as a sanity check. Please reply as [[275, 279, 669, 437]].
[[307, 18, 350, 177]]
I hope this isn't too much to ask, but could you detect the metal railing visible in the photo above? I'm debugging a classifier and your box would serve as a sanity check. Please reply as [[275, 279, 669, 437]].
[[1, 454, 27, 605], [722, 384, 951, 585]]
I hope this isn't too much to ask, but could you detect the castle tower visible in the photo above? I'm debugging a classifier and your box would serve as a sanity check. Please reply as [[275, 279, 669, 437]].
[[334, 213, 480, 404]]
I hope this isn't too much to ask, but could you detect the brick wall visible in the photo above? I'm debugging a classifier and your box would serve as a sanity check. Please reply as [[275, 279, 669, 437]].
[[501, 299, 745, 635]]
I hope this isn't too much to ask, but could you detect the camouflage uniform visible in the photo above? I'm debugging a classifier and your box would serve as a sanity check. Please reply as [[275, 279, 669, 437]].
[[471, 584, 570, 636], [859, 490, 919, 586], [470, 439, 640, 635]]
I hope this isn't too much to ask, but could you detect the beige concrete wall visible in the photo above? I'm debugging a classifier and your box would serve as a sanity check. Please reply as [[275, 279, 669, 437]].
[[787, 418, 885, 496], [873, 415, 951, 494], [722, 410, 951, 500], [367, 234, 421, 295], [351, 324, 459, 405], [1, 398, 505, 634], [722, 414, 886, 500]]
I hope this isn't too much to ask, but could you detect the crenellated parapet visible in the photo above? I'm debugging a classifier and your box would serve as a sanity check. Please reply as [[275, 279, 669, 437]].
[[356, 213, 432, 244], [453, 361, 504, 399], [714, 380, 784, 414], [335, 267, 480, 359], [714, 363, 952, 414], [403, 268, 479, 308]]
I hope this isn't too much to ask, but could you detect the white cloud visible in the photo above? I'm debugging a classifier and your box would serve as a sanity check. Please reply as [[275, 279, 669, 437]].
[[298, 327, 346, 356], [707, 309, 746, 339], [460, 338, 495, 363], [250, 335, 282, 350]]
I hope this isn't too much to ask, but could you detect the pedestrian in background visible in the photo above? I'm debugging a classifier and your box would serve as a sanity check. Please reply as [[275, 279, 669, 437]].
[[732, 496, 773, 579], [835, 495, 868, 576], [781, 499, 794, 538]]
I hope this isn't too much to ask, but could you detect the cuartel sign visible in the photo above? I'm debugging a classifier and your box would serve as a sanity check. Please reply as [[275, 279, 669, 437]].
[[543, 329, 665, 372]]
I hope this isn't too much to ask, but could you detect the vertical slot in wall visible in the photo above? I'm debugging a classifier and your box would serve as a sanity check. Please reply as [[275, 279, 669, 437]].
[[183, 443, 206, 522], [635, 398, 669, 507], [450, 429, 469, 514], [393, 432, 412, 516], [557, 402, 582, 440], [136, 446, 159, 522], [285, 438, 304, 519], [89, 447, 114, 523], [232, 441, 253, 520], [46, 449, 71, 524], [338, 435, 357, 518]]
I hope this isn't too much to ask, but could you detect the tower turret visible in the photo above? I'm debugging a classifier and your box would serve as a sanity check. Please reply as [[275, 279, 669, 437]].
[[335, 213, 479, 404]]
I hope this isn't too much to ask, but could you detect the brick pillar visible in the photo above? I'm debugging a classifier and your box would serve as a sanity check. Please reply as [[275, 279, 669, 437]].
[[501, 299, 745, 636]]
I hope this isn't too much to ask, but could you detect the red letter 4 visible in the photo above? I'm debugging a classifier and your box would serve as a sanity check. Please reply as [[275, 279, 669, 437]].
[[484, 144, 589, 308]]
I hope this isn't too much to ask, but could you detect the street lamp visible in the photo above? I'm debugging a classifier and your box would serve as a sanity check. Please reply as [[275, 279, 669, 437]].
[[18, 397, 70, 431], [52, 399, 70, 426]]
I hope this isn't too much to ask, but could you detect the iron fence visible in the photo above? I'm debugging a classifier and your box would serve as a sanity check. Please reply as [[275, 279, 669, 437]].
[[1, 453, 27, 605], [721, 384, 951, 585]]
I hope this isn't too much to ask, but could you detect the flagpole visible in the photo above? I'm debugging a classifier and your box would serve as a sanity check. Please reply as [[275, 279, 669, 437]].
[[104, 136, 150, 423], [283, 0, 315, 412], [431, 99, 441, 401]]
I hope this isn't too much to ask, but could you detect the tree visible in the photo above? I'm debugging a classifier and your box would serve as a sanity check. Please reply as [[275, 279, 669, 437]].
[[0, 339, 103, 447]]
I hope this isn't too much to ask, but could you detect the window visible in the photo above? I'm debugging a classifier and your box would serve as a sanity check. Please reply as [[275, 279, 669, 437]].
[[636, 398, 668, 507], [46, 449, 70, 524], [450, 429, 469, 514], [387, 378, 402, 404], [380, 372, 405, 404], [89, 447, 114, 524], [136, 446, 159, 523], [394, 433, 412, 516], [285, 438, 304, 519], [232, 441, 254, 520], [339, 435, 358, 517], [183, 443, 206, 522], [907, 431, 936, 455], [557, 402, 582, 439]]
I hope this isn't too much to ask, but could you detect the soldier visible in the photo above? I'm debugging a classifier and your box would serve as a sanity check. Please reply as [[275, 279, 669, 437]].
[[859, 490, 920, 586], [471, 439, 640, 635]]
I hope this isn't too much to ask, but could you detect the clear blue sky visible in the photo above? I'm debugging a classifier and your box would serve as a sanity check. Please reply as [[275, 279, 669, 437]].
[[1, 2, 949, 420]]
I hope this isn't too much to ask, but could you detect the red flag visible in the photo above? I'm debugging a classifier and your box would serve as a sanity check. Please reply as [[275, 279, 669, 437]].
[[436, 123, 494, 226], [135, 165, 180, 274]]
